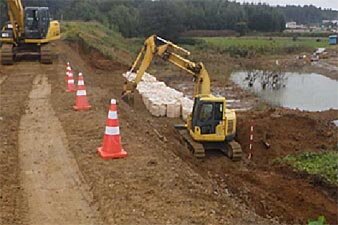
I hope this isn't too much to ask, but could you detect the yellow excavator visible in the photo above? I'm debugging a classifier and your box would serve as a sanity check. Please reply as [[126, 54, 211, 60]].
[[0, 0, 60, 65], [122, 35, 242, 161]]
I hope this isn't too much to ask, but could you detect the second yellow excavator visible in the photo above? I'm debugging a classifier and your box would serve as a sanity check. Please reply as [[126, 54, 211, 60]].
[[122, 35, 242, 161], [0, 0, 60, 65]]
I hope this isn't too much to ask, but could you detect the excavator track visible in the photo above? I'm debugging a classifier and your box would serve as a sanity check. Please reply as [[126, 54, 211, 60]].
[[176, 128, 242, 161], [226, 141, 242, 161], [177, 129, 205, 158], [1, 44, 14, 65], [40, 44, 52, 64]]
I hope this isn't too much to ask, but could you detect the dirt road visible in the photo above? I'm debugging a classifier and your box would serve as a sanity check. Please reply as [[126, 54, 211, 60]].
[[1, 63, 34, 225], [19, 73, 101, 224]]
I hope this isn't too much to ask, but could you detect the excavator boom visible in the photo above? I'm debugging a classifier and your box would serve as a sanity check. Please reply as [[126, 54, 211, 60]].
[[124, 35, 211, 97], [6, 0, 24, 40]]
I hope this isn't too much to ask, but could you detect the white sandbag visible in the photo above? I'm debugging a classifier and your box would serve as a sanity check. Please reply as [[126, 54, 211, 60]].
[[181, 108, 190, 120], [166, 101, 181, 118], [180, 97, 194, 120], [149, 98, 166, 117], [123, 71, 193, 118], [142, 95, 150, 110]]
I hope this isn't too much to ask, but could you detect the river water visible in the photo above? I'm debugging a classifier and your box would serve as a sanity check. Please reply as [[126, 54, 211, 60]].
[[231, 71, 338, 111]]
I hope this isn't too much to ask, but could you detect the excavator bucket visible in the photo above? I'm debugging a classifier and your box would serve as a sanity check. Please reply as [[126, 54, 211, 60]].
[[121, 92, 135, 106], [121, 81, 135, 106]]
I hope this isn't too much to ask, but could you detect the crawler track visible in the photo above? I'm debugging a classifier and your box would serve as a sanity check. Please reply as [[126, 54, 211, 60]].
[[1, 44, 14, 65], [177, 129, 206, 158], [226, 141, 242, 161], [40, 44, 52, 64]]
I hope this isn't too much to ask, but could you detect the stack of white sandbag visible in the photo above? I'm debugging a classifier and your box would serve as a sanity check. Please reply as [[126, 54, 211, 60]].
[[180, 97, 194, 120], [124, 72, 157, 83], [123, 72, 194, 119]]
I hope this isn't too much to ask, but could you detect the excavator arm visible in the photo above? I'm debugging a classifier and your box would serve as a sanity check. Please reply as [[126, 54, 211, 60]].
[[6, 0, 25, 41], [123, 35, 211, 99]]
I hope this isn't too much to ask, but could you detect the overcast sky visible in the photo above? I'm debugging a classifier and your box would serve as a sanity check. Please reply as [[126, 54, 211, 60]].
[[234, 0, 338, 10]]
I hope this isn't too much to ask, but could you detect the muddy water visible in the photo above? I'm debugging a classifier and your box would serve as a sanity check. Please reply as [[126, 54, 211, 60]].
[[231, 71, 338, 111]]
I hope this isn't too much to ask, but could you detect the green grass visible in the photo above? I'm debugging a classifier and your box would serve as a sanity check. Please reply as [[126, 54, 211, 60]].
[[196, 36, 331, 56], [308, 216, 329, 225], [62, 21, 138, 65], [203, 37, 329, 48], [280, 151, 338, 185]]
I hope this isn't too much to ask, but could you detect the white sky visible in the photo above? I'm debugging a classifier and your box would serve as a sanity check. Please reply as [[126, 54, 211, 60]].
[[234, 0, 338, 10]]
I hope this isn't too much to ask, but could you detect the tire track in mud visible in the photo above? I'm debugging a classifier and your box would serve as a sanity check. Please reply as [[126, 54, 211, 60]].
[[18, 72, 101, 225], [0, 64, 34, 225]]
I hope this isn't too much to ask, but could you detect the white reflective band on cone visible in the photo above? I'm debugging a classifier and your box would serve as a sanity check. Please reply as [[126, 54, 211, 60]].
[[78, 80, 84, 85], [68, 79, 74, 84], [105, 126, 120, 135], [108, 111, 118, 119], [111, 99, 116, 105], [77, 90, 86, 96]]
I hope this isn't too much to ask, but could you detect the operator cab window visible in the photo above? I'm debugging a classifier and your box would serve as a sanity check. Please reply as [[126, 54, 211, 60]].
[[198, 103, 213, 122], [26, 9, 39, 30], [214, 102, 223, 121]]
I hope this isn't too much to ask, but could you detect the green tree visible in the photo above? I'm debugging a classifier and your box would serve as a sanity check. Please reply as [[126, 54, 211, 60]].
[[139, 0, 185, 40], [107, 4, 140, 37]]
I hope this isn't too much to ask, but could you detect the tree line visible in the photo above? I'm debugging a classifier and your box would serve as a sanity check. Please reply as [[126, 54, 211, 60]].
[[0, 0, 337, 39]]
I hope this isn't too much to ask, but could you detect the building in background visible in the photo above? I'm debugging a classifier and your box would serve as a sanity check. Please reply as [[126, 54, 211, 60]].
[[329, 35, 337, 45]]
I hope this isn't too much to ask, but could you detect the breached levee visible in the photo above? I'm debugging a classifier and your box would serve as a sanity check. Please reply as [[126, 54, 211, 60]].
[[123, 72, 194, 119]]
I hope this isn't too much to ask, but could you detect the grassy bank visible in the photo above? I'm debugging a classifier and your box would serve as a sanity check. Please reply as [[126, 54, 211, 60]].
[[280, 151, 338, 185], [62, 21, 138, 66], [197, 37, 330, 57]]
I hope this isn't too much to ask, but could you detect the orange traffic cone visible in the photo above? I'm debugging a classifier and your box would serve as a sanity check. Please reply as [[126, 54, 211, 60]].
[[66, 75, 76, 92], [65, 62, 73, 82], [73, 72, 91, 110], [97, 99, 127, 159], [76, 72, 85, 90]]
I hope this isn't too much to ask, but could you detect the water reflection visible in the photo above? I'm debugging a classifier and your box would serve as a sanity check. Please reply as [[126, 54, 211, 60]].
[[231, 71, 338, 111], [244, 70, 287, 90]]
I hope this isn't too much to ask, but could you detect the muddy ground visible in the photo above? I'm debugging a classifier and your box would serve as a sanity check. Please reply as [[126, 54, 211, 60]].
[[0, 40, 337, 225]]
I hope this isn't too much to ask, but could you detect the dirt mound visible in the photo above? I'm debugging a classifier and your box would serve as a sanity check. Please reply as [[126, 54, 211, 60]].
[[236, 108, 337, 166], [68, 41, 128, 71]]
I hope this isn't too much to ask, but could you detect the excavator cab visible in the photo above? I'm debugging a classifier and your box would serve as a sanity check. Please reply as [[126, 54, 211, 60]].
[[188, 96, 236, 141], [191, 98, 224, 135], [25, 7, 50, 39]]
